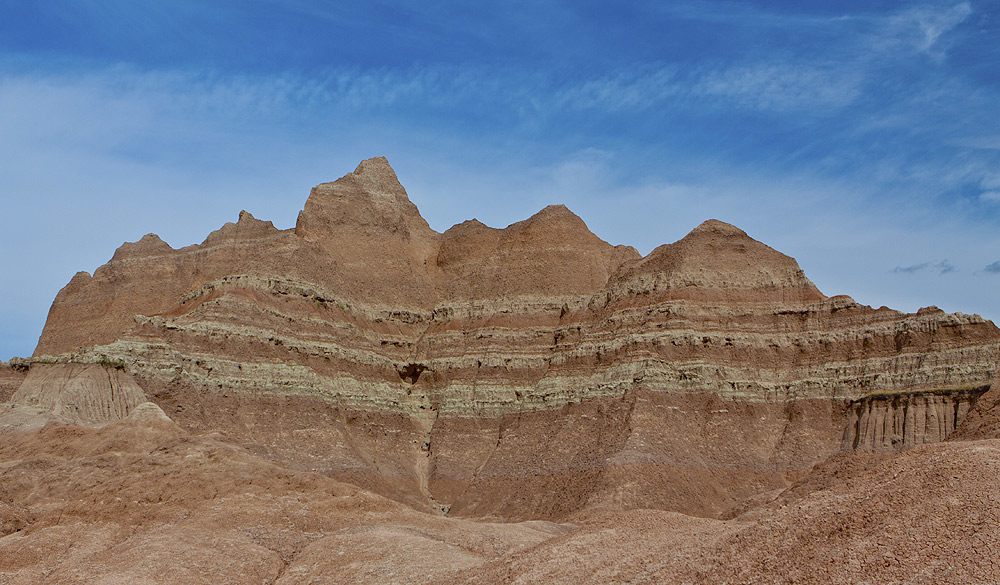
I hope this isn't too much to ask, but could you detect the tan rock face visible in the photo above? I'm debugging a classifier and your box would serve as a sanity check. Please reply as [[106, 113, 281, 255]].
[[3, 363, 148, 429], [952, 366, 1000, 439], [608, 218, 825, 302], [0, 360, 28, 403], [842, 389, 986, 450], [21, 157, 1000, 519]]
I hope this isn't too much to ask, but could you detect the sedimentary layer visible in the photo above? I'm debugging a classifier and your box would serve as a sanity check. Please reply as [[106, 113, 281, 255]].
[[16, 157, 1000, 518]]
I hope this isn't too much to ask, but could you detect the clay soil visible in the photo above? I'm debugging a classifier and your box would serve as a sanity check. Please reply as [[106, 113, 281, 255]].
[[2, 414, 1000, 584]]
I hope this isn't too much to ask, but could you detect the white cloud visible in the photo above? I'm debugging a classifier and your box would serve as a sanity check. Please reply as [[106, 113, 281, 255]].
[[951, 136, 1000, 151], [980, 191, 1000, 203], [883, 2, 972, 57], [555, 62, 862, 114], [555, 68, 680, 111], [980, 173, 1000, 190], [891, 260, 957, 275], [695, 64, 862, 111]]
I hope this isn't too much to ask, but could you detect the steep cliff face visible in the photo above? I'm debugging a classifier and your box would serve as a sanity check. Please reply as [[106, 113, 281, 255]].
[[842, 388, 987, 450], [19, 157, 1000, 519], [951, 367, 1000, 440], [34, 212, 295, 356]]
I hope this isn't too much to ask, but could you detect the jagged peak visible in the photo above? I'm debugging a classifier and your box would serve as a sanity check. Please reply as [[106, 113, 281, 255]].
[[58, 271, 94, 297], [296, 157, 434, 242], [668, 219, 781, 257], [613, 218, 825, 301], [201, 210, 280, 247], [138, 233, 169, 246], [539, 203, 571, 214], [534, 203, 576, 217], [348, 155, 408, 198], [111, 233, 174, 261], [353, 155, 394, 177], [306, 156, 408, 202]]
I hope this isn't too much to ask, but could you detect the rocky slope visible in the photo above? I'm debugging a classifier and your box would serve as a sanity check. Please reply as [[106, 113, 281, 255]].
[[0, 360, 28, 403], [14, 157, 1000, 520], [2, 383, 1000, 584]]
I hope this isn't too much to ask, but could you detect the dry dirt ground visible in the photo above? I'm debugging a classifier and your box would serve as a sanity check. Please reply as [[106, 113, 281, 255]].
[[2, 412, 1000, 584]]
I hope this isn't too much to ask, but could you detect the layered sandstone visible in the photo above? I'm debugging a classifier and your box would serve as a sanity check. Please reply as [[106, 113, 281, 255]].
[[17, 157, 1000, 518]]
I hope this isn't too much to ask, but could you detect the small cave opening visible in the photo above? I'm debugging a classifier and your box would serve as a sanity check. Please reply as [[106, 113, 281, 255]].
[[399, 363, 427, 385]]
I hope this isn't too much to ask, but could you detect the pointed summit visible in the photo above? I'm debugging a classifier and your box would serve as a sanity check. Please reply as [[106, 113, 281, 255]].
[[610, 220, 825, 302], [439, 202, 636, 299], [110, 233, 174, 262], [295, 156, 434, 243], [201, 209, 279, 247], [292, 157, 440, 305], [351, 156, 407, 198]]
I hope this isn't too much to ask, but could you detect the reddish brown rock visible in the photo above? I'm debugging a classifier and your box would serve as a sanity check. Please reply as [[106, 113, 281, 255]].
[[4, 156, 1000, 583], [952, 365, 1000, 440], [0, 360, 28, 403], [3, 417, 999, 584], [453, 439, 1000, 585], [17, 157, 1000, 524]]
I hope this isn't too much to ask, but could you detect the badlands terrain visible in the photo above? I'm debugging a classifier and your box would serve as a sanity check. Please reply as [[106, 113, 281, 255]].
[[2, 157, 999, 584]]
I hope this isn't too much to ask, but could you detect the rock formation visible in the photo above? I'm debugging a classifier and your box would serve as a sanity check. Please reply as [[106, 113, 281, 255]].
[[0, 359, 28, 402], [4, 156, 1000, 582], [17, 157, 1000, 519], [2, 363, 149, 430]]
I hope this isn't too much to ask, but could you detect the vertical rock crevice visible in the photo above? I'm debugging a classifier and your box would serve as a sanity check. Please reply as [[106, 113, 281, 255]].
[[842, 387, 989, 451]]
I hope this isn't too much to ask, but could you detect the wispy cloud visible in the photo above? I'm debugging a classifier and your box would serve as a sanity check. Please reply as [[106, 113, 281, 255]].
[[654, 2, 975, 59], [892, 260, 957, 274], [2, 1, 1000, 359], [554, 68, 680, 112], [554, 62, 862, 113], [950, 136, 1000, 151], [985, 261, 1000, 274], [695, 64, 862, 111], [884, 2, 972, 56]]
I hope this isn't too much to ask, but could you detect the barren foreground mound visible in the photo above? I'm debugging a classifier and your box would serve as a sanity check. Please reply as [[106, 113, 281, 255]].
[[2, 157, 999, 582], [2, 405, 1000, 584]]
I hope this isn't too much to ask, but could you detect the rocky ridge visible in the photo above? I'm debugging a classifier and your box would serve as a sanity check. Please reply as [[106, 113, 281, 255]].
[[11, 157, 1000, 519], [4, 157, 1000, 583]]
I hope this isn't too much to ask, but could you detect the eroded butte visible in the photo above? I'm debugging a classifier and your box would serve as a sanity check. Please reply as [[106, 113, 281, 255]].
[[2, 157, 999, 584]]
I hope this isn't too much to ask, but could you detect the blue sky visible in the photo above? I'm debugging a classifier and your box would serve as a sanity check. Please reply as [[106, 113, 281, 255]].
[[1, 1, 999, 359]]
